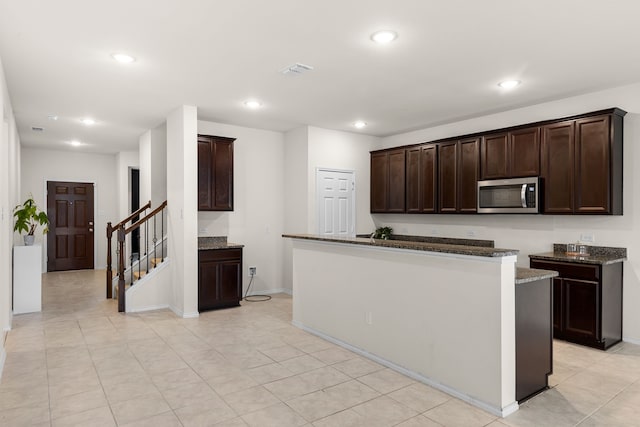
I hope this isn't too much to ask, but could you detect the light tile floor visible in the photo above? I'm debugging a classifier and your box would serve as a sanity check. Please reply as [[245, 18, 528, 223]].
[[1, 270, 640, 426]]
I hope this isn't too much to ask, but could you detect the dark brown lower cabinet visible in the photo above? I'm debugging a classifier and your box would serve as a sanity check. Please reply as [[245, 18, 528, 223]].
[[515, 277, 552, 402], [530, 259, 622, 350], [198, 248, 242, 312]]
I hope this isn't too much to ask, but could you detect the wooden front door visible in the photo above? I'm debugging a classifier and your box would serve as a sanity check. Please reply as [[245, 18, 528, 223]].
[[47, 181, 95, 271]]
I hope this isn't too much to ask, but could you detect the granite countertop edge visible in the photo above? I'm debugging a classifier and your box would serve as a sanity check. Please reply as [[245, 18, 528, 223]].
[[197, 236, 244, 250], [283, 234, 519, 258], [198, 242, 244, 250], [515, 267, 559, 284], [529, 252, 627, 265]]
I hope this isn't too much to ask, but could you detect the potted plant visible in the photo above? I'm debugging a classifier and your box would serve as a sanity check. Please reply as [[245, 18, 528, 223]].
[[373, 226, 393, 240], [13, 196, 49, 246]]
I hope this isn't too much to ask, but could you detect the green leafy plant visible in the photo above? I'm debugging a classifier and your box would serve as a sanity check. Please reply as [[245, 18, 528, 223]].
[[13, 196, 49, 236], [373, 226, 393, 240]]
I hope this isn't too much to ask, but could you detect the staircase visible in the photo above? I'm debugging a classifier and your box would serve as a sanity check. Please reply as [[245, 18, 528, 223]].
[[106, 200, 168, 312]]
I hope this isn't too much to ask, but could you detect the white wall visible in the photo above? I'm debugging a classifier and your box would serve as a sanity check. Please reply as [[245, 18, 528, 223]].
[[150, 123, 167, 207], [376, 82, 640, 343], [0, 55, 21, 377], [138, 131, 151, 208], [21, 148, 118, 271], [283, 126, 310, 293], [198, 120, 285, 295], [166, 106, 198, 317]]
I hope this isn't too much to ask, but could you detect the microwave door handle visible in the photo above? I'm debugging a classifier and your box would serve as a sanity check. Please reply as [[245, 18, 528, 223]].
[[521, 184, 527, 208]]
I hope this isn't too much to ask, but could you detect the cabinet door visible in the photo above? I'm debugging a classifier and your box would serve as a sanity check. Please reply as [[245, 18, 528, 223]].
[[575, 115, 610, 213], [458, 138, 480, 213], [198, 259, 218, 311], [405, 147, 421, 213], [510, 127, 540, 177], [438, 141, 458, 213], [370, 152, 388, 212], [553, 277, 563, 338], [420, 145, 438, 213], [388, 149, 406, 212], [217, 261, 242, 305], [213, 139, 234, 210], [563, 278, 599, 342], [198, 135, 235, 211], [480, 133, 508, 180], [406, 145, 437, 213], [541, 121, 575, 213], [197, 138, 213, 210]]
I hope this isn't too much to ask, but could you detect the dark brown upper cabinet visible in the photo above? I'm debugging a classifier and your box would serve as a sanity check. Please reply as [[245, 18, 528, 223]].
[[438, 140, 458, 213], [406, 144, 438, 213], [437, 138, 479, 213], [541, 110, 623, 215], [458, 138, 480, 212], [198, 134, 235, 211], [369, 108, 624, 215], [370, 148, 405, 213], [481, 127, 540, 180]]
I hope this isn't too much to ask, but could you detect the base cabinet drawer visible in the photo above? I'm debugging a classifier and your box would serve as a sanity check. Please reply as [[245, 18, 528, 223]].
[[198, 249, 242, 312]]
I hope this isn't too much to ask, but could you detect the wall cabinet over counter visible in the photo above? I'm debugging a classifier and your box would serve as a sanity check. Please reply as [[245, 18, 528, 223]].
[[371, 148, 405, 213], [370, 108, 626, 215], [198, 134, 235, 211]]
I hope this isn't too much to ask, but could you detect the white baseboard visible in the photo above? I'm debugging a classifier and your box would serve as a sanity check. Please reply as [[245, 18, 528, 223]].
[[0, 348, 6, 384], [182, 311, 200, 319], [623, 336, 640, 346], [292, 320, 519, 418], [246, 288, 292, 296], [127, 304, 169, 313]]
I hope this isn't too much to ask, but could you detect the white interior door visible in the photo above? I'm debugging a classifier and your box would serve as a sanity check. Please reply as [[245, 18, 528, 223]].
[[316, 169, 355, 237]]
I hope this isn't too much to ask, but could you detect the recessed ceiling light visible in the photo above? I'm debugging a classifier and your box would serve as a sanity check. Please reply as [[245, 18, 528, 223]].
[[370, 30, 398, 44], [498, 80, 521, 89], [111, 53, 136, 63], [81, 118, 96, 126], [243, 100, 262, 109], [354, 121, 367, 129], [69, 140, 82, 147], [47, 115, 58, 121]]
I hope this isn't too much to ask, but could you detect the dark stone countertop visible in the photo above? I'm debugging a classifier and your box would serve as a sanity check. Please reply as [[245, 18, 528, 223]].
[[356, 234, 494, 248], [198, 236, 244, 250], [515, 267, 559, 285], [283, 234, 518, 258], [529, 244, 627, 265]]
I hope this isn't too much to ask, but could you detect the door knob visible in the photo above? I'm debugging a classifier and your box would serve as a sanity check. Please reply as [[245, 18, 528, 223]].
[[89, 228, 94, 232], [89, 221, 94, 225]]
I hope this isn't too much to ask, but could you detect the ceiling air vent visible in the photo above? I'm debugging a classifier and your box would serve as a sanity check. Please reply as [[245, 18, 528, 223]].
[[280, 63, 314, 75], [31, 126, 44, 132]]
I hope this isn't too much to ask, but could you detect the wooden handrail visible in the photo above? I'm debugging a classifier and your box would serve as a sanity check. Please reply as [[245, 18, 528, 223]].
[[125, 200, 168, 235], [108, 199, 168, 312], [114, 200, 151, 229]]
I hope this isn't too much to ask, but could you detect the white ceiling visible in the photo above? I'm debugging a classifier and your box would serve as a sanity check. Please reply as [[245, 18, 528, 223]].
[[1, 0, 640, 154]]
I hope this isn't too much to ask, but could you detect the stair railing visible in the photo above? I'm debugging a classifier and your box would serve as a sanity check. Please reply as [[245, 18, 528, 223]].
[[106, 201, 151, 299], [117, 200, 167, 312]]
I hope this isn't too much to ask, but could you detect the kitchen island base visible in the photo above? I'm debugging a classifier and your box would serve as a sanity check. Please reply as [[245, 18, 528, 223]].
[[289, 237, 519, 417]]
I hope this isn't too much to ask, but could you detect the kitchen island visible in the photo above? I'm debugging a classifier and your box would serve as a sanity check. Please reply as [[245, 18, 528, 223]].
[[284, 234, 553, 417]]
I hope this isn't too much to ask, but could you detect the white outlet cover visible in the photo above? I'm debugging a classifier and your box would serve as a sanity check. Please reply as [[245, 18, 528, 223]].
[[580, 233, 595, 243]]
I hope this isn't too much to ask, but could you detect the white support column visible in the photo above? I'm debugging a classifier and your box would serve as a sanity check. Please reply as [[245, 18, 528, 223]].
[[166, 106, 199, 317]]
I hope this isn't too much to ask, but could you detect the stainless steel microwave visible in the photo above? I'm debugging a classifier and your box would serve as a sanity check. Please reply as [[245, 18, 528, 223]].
[[477, 177, 540, 213]]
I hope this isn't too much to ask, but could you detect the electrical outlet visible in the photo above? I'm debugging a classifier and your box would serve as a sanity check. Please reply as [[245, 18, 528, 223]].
[[365, 311, 373, 325], [580, 233, 595, 243], [249, 266, 257, 277]]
